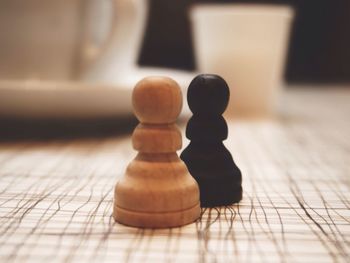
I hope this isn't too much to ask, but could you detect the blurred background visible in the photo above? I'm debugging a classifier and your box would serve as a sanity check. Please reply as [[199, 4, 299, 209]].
[[140, 0, 350, 83], [0, 0, 349, 139]]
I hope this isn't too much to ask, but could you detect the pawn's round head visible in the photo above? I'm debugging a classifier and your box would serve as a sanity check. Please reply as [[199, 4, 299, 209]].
[[187, 74, 229, 115], [132, 76, 183, 124]]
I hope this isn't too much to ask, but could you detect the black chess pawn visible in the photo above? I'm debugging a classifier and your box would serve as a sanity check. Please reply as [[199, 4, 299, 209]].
[[180, 74, 242, 207]]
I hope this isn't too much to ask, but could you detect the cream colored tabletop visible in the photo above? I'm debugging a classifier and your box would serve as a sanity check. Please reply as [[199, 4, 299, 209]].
[[1, 88, 349, 262]]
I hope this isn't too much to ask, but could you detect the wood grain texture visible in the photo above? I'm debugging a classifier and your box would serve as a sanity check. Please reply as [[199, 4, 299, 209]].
[[113, 76, 200, 228], [132, 76, 183, 124]]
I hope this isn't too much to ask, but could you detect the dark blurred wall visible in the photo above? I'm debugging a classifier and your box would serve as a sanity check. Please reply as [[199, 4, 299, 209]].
[[138, 0, 350, 84]]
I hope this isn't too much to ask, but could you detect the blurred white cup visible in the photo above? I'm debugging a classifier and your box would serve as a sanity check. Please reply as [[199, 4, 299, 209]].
[[190, 4, 294, 117], [0, 0, 118, 81]]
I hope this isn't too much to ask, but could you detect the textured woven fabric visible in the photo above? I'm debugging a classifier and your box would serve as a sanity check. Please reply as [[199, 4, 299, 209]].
[[1, 89, 350, 262]]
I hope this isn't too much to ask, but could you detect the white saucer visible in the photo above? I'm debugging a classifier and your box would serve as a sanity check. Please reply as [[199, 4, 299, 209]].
[[0, 69, 195, 119], [0, 80, 132, 119]]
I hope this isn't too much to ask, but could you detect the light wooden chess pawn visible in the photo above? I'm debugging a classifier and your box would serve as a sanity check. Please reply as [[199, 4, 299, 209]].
[[113, 76, 201, 228]]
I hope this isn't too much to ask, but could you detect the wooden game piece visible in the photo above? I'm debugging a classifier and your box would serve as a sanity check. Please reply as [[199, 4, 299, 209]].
[[113, 76, 201, 228], [180, 74, 242, 207]]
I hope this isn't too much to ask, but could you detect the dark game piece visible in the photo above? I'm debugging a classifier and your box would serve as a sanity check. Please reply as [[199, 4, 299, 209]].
[[180, 74, 242, 207]]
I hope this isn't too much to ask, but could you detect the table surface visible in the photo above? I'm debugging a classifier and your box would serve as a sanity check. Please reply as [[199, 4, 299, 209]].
[[1, 88, 350, 263]]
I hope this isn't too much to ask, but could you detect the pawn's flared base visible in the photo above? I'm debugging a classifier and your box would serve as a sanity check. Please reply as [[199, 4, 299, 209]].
[[198, 179, 242, 207], [113, 203, 201, 228]]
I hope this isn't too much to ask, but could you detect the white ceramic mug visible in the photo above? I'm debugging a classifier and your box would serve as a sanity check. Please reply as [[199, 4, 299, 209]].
[[0, 0, 120, 81], [190, 4, 294, 117]]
